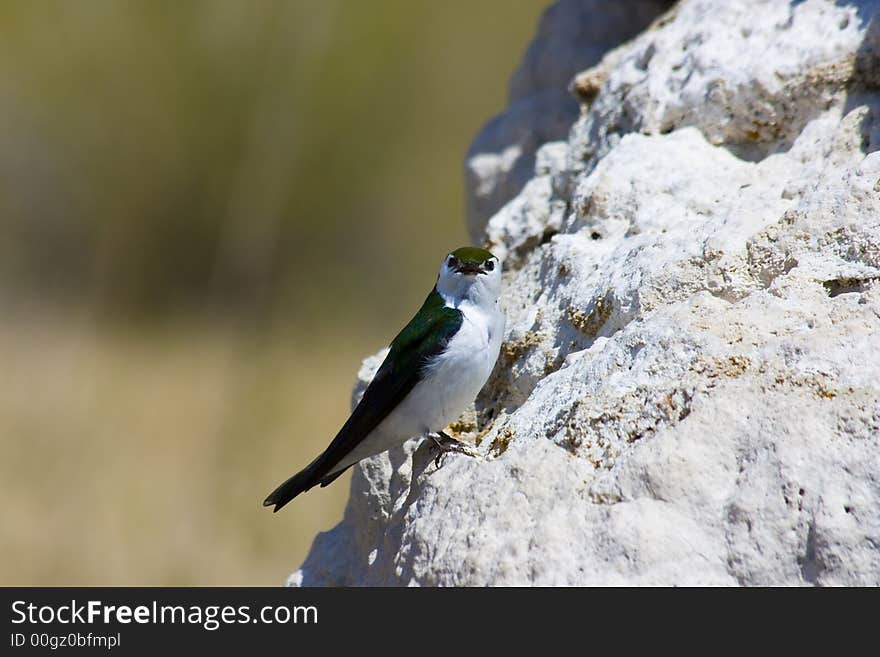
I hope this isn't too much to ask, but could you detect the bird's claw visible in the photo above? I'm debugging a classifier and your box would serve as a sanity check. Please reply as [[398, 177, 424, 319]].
[[428, 431, 480, 468]]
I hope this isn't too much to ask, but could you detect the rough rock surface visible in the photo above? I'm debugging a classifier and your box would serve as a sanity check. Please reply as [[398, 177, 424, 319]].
[[464, 0, 674, 242], [291, 0, 880, 586]]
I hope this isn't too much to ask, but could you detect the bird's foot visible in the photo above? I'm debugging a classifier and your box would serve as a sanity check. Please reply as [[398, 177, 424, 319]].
[[427, 431, 481, 468]]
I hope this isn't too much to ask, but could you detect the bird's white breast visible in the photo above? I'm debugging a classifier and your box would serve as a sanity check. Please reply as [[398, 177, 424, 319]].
[[417, 299, 504, 430], [330, 299, 504, 472]]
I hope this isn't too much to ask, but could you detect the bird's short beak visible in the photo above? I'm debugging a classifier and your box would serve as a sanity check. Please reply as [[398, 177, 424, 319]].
[[456, 261, 487, 275]]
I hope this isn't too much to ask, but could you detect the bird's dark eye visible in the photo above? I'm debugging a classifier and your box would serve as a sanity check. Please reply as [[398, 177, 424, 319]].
[[485, 259, 495, 271], [448, 255, 458, 267]]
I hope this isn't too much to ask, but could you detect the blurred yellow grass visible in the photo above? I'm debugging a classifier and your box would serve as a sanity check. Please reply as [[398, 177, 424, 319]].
[[0, 312, 381, 585], [0, 1, 549, 584]]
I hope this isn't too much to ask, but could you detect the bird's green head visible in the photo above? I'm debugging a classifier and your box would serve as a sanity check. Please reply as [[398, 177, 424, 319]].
[[446, 246, 498, 275], [436, 246, 501, 305]]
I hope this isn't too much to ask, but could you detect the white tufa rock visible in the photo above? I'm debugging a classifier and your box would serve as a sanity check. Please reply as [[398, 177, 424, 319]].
[[291, 0, 880, 586], [465, 0, 674, 242]]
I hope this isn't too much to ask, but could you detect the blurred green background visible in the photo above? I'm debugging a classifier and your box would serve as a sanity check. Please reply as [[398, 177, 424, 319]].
[[0, 1, 546, 584]]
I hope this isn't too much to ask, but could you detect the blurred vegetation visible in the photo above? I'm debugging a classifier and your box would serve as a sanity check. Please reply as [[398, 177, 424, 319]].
[[0, 1, 547, 584]]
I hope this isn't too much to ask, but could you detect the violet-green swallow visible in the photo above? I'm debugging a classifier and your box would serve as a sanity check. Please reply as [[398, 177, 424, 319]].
[[264, 246, 504, 512]]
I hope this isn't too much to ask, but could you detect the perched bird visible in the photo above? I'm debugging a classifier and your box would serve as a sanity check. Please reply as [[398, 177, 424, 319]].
[[264, 246, 504, 512]]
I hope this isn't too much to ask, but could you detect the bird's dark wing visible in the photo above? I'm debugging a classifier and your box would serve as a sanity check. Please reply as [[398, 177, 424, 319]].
[[318, 288, 463, 470], [263, 288, 462, 511]]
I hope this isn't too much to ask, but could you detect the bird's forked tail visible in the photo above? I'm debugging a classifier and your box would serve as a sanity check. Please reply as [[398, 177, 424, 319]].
[[262, 454, 348, 512]]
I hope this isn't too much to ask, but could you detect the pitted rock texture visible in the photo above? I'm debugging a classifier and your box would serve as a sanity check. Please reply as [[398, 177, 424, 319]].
[[464, 0, 674, 242], [291, 0, 880, 586]]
